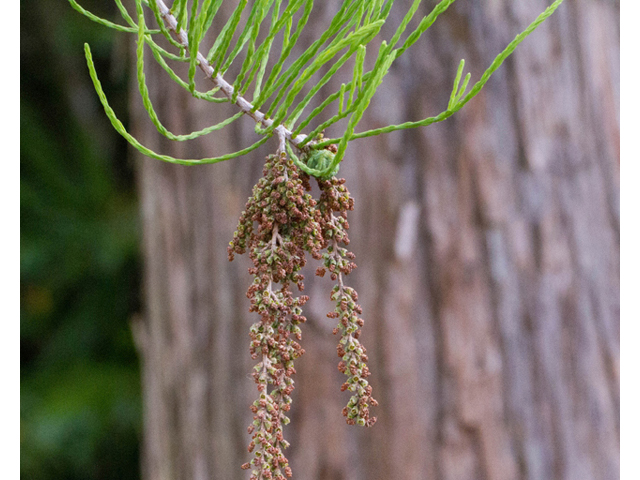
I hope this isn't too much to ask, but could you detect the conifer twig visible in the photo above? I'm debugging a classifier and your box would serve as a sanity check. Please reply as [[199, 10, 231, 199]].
[[154, 0, 309, 149]]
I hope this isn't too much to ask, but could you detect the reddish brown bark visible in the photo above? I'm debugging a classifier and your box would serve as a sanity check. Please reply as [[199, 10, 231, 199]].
[[132, 1, 619, 479]]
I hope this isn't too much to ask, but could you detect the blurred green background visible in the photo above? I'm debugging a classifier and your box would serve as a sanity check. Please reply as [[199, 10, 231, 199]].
[[21, 1, 142, 478]]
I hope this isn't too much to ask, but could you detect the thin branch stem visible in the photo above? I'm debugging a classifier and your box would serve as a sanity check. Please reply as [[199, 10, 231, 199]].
[[154, 0, 309, 149]]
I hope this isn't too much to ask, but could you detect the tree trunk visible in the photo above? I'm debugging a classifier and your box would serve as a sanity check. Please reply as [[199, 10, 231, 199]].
[[132, 1, 619, 479]]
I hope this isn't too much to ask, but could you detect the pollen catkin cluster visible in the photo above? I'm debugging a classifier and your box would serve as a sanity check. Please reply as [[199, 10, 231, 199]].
[[316, 178, 378, 427], [229, 151, 376, 479]]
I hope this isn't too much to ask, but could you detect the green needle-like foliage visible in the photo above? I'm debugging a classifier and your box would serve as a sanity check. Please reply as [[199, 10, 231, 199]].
[[71, 0, 564, 178]]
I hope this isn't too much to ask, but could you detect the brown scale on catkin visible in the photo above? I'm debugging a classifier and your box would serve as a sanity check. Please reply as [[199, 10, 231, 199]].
[[315, 177, 378, 427], [229, 153, 323, 480]]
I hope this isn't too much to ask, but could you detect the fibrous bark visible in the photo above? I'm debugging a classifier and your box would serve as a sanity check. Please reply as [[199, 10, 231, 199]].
[[133, 1, 619, 479]]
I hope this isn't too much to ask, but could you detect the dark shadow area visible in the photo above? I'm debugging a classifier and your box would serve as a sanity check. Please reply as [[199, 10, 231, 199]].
[[21, 1, 142, 478]]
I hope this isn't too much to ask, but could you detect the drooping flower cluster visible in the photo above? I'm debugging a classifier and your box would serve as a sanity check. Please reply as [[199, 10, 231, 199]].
[[315, 178, 378, 427], [229, 150, 376, 478], [229, 152, 323, 479]]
